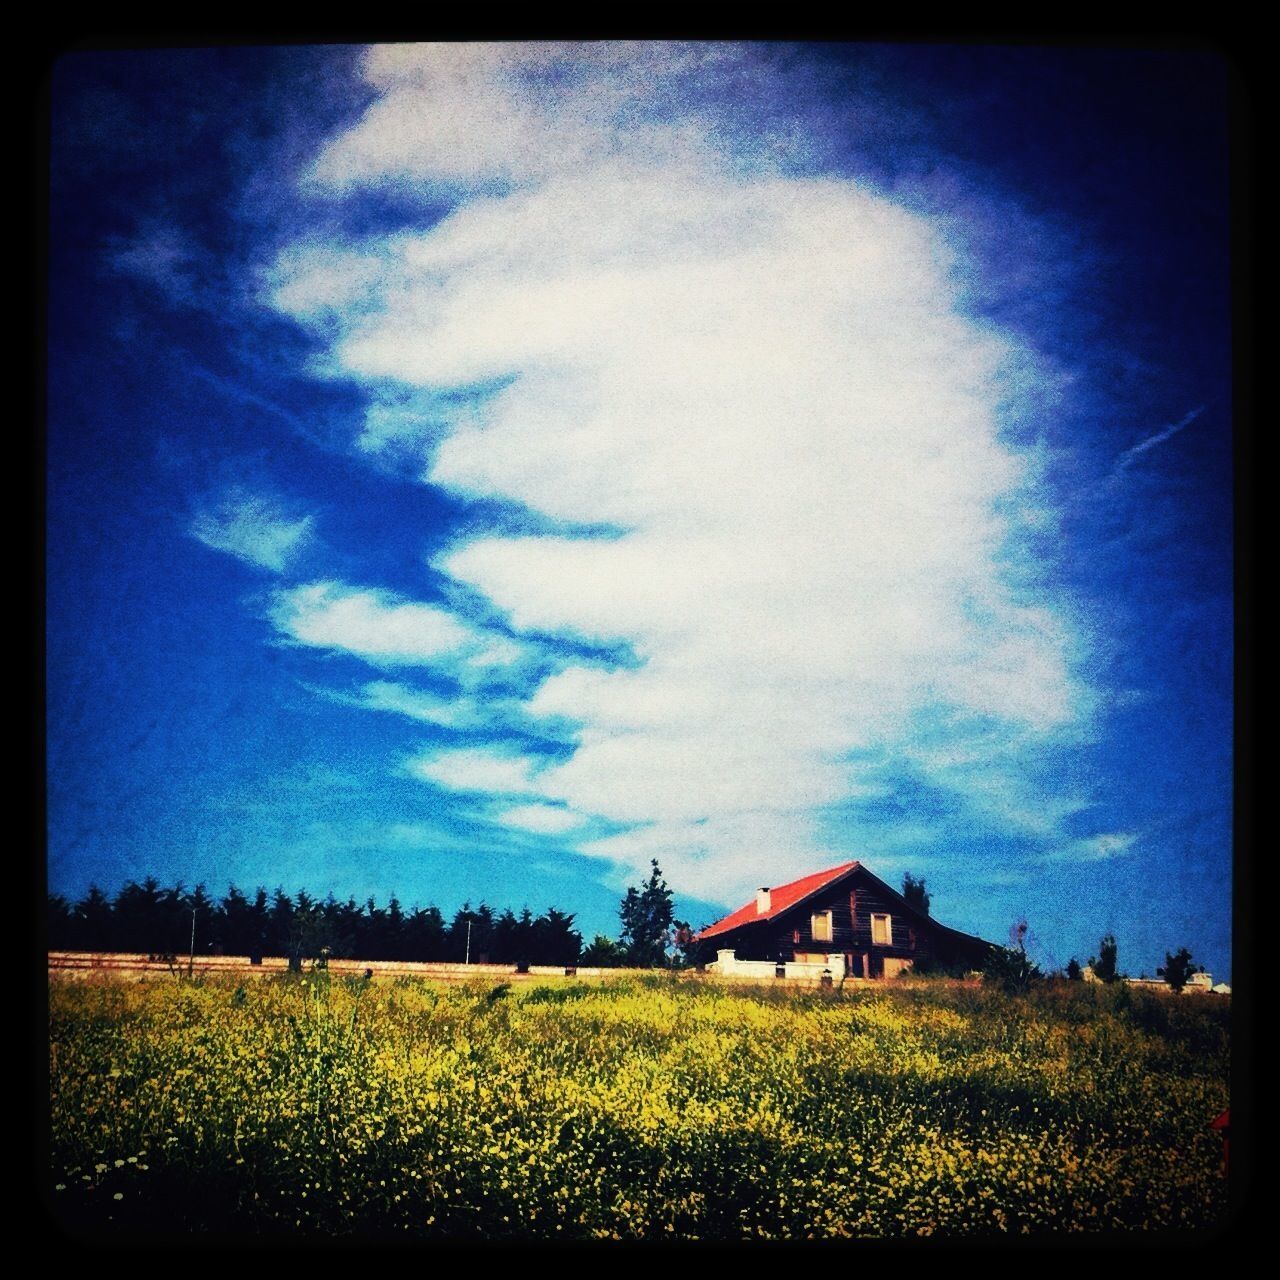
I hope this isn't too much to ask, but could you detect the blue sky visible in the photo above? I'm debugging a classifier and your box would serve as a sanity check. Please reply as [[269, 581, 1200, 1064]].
[[47, 42, 1233, 979]]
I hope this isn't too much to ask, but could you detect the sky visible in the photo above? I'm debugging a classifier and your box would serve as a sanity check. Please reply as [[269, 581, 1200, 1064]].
[[46, 41, 1235, 980]]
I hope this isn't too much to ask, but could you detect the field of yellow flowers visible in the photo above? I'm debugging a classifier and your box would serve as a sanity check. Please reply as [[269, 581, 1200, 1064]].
[[48, 972, 1229, 1240]]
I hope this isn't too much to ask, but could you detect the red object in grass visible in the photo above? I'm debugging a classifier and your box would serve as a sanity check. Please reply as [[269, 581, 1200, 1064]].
[[1210, 1109, 1230, 1176]]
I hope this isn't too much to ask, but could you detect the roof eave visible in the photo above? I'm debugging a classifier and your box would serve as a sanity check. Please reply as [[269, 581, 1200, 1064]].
[[697, 862, 863, 941]]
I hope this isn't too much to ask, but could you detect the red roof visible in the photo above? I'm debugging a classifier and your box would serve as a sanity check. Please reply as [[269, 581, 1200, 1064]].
[[698, 861, 860, 941]]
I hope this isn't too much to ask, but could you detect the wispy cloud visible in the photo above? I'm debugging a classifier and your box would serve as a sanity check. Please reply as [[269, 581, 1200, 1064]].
[[271, 581, 516, 668], [304, 43, 788, 196], [1110, 405, 1205, 482], [190, 487, 314, 572], [303, 679, 470, 727], [407, 746, 544, 795], [494, 803, 584, 834], [1043, 832, 1137, 862], [108, 220, 202, 299], [269, 43, 1093, 902]]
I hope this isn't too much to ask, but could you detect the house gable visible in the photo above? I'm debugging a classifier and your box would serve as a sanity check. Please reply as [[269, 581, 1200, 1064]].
[[698, 861, 991, 973]]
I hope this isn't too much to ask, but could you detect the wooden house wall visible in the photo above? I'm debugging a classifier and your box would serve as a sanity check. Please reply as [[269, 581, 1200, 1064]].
[[718, 869, 985, 969]]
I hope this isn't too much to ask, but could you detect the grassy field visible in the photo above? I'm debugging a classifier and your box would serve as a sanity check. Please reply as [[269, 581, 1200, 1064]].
[[47, 971, 1230, 1240]]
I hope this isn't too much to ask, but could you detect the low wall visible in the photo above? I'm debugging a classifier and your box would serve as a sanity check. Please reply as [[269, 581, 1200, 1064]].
[[47, 952, 605, 981], [709, 949, 847, 982]]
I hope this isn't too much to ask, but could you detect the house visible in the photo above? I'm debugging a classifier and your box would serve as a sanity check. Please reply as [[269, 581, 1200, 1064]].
[[698, 860, 992, 981]]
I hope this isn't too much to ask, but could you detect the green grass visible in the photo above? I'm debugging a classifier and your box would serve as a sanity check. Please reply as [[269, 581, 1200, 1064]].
[[48, 973, 1230, 1240]]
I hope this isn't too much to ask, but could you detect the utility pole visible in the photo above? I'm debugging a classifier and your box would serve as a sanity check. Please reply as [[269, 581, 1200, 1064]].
[[188, 905, 196, 980], [465, 918, 472, 966]]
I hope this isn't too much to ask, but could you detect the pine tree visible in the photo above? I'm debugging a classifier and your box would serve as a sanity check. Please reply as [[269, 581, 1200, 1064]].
[[75, 886, 115, 951], [536, 907, 583, 966], [404, 904, 446, 961], [619, 860, 674, 967]]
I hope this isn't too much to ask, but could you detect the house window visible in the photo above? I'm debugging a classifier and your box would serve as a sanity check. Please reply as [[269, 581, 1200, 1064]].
[[871, 913, 892, 946], [812, 910, 833, 943]]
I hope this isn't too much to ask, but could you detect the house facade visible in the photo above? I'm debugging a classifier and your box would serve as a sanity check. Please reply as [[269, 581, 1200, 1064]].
[[698, 860, 991, 980]]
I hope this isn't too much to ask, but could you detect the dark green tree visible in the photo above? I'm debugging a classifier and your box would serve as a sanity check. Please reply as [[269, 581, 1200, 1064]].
[[385, 895, 407, 960], [448, 902, 495, 962], [242, 887, 271, 959], [403, 904, 447, 961], [158, 881, 193, 954], [619, 860, 674, 967], [219, 885, 255, 957], [187, 883, 217, 955], [268, 888, 295, 957], [534, 907, 582, 966], [1089, 933, 1119, 984], [670, 920, 711, 969], [492, 907, 538, 965], [581, 934, 627, 967], [1157, 946, 1197, 992], [491, 907, 520, 964], [901, 873, 930, 916], [1065, 957, 1083, 981], [288, 889, 328, 968], [114, 878, 168, 953], [360, 896, 388, 958], [74, 886, 115, 951], [316, 893, 357, 959]]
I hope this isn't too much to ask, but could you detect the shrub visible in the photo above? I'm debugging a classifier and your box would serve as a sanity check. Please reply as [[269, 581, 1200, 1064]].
[[982, 944, 1043, 994], [1089, 934, 1119, 984], [1157, 947, 1197, 993]]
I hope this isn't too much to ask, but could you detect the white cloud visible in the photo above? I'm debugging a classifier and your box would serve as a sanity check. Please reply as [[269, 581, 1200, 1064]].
[[465, 635, 528, 668], [1050, 832, 1137, 863], [305, 679, 468, 726], [190, 488, 313, 572], [578, 809, 837, 902], [407, 746, 543, 795], [494, 803, 585, 834], [264, 240, 390, 327], [271, 581, 513, 668], [305, 43, 764, 196], [360, 679, 460, 723], [273, 43, 1090, 905]]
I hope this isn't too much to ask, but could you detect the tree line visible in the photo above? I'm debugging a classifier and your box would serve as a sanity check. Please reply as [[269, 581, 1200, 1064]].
[[55, 864, 1199, 987], [46, 860, 693, 970], [46, 879, 585, 967]]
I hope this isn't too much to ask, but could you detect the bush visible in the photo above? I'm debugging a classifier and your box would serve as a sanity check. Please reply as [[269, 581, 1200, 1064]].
[[580, 935, 627, 967], [1089, 935, 1119, 984], [982, 945, 1043, 995]]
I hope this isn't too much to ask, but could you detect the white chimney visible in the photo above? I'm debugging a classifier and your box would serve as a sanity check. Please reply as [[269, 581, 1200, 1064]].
[[756, 887, 771, 914]]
